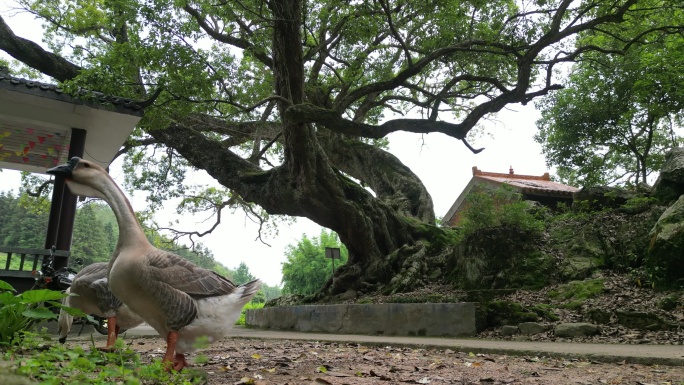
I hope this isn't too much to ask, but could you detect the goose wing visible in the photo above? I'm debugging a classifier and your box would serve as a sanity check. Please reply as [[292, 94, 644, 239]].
[[89, 277, 123, 314], [142, 250, 240, 330], [71, 262, 122, 315], [71, 262, 108, 288], [145, 250, 238, 297]]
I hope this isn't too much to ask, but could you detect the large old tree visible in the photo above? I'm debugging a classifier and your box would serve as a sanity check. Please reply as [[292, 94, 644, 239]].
[[0, 0, 679, 296]]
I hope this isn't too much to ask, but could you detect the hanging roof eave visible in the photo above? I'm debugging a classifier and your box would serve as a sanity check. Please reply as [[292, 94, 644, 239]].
[[0, 71, 143, 174]]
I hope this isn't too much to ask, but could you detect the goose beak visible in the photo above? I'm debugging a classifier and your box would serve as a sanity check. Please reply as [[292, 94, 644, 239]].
[[46, 157, 81, 178]]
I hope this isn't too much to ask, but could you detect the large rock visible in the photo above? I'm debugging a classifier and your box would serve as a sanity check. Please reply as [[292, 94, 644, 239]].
[[486, 300, 538, 328], [658, 147, 684, 184], [518, 322, 546, 335], [554, 322, 599, 338], [653, 177, 684, 203], [453, 226, 553, 290], [616, 311, 676, 331], [573, 186, 642, 209], [653, 147, 684, 202], [549, 207, 664, 279], [646, 195, 684, 286]]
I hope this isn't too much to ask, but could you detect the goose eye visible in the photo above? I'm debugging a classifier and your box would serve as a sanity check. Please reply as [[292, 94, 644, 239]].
[[83, 163, 90, 168]]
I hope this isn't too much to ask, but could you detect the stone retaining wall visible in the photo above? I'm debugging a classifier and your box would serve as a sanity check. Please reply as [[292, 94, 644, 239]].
[[246, 303, 476, 337]]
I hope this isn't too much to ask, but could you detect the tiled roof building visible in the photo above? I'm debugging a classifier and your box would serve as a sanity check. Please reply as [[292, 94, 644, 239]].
[[443, 166, 580, 226]]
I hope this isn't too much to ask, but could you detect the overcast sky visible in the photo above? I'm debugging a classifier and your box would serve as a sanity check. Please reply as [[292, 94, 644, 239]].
[[0, 3, 548, 286]]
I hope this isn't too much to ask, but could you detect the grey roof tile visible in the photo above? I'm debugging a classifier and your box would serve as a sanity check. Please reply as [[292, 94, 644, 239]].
[[0, 66, 143, 116]]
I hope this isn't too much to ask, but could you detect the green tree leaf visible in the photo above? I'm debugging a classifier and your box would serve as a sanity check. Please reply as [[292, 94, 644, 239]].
[[281, 230, 348, 295], [0, 279, 15, 292], [535, 6, 684, 187], [22, 307, 58, 320], [20, 289, 68, 304]]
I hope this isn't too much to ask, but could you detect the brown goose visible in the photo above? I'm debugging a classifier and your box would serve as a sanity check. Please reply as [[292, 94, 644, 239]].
[[47, 157, 261, 371], [58, 262, 143, 349]]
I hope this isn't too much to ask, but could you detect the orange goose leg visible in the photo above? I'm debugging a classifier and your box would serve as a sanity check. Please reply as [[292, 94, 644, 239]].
[[163, 331, 188, 371], [97, 316, 118, 352]]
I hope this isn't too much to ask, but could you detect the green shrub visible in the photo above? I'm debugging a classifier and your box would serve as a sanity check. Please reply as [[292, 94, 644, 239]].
[[0, 280, 79, 346], [460, 185, 545, 237], [621, 196, 657, 213], [235, 301, 264, 326]]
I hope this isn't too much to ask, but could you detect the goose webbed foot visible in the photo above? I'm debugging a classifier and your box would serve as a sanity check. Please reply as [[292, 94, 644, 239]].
[[173, 353, 189, 371], [96, 346, 116, 352]]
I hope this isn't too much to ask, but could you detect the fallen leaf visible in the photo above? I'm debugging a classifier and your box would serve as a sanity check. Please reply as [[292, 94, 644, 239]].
[[325, 371, 352, 377], [368, 369, 391, 381]]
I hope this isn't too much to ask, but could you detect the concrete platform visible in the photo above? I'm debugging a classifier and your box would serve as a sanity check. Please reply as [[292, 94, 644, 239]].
[[246, 303, 476, 337]]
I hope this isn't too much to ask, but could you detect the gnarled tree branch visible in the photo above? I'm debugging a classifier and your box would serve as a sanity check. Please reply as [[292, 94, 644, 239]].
[[0, 15, 81, 82]]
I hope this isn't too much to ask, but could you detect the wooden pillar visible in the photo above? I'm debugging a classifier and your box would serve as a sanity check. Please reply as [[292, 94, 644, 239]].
[[53, 128, 86, 269], [44, 178, 65, 250]]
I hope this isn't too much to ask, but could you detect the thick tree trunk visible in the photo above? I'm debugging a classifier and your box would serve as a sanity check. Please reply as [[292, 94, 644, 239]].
[[265, 0, 425, 283], [319, 132, 435, 223]]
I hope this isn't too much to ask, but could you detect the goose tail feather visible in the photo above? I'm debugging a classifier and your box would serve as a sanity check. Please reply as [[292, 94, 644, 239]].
[[236, 279, 262, 304]]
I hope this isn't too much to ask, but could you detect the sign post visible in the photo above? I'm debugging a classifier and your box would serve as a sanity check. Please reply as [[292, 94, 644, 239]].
[[325, 247, 341, 277]]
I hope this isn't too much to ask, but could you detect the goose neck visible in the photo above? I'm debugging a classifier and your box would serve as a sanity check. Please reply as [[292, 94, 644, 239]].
[[101, 179, 149, 247]]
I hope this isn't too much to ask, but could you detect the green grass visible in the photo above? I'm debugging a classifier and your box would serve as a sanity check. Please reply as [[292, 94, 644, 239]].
[[2, 332, 204, 384]]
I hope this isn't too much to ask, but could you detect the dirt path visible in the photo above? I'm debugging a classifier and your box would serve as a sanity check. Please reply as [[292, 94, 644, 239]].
[[67, 335, 684, 385]]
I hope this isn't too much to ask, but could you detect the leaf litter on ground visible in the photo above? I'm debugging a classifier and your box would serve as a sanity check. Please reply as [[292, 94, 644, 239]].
[[55, 336, 684, 385]]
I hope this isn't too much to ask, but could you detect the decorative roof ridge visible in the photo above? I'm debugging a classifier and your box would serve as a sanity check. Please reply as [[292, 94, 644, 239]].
[[472, 166, 550, 181], [0, 66, 143, 116]]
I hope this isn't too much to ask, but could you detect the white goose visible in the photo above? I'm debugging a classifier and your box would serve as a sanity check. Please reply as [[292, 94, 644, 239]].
[[47, 157, 261, 371], [58, 262, 143, 349]]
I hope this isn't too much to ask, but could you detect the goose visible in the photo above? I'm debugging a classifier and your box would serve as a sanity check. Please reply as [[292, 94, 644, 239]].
[[58, 262, 143, 349], [47, 157, 262, 371]]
